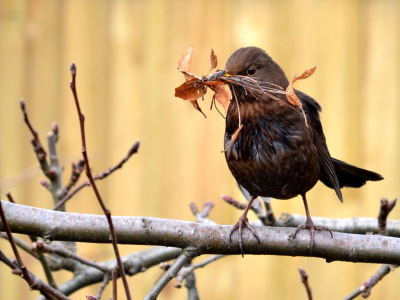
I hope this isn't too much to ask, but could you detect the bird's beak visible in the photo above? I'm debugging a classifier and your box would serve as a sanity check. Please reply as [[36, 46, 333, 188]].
[[208, 69, 234, 84]]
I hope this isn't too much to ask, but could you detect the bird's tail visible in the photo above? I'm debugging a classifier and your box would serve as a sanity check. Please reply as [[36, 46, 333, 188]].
[[319, 158, 383, 199]]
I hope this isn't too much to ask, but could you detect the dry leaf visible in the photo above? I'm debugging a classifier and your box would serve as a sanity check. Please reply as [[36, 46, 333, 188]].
[[190, 100, 206, 117], [285, 67, 316, 127], [293, 67, 316, 83], [175, 46, 229, 117], [175, 78, 207, 101], [204, 81, 230, 112], [285, 82, 301, 107], [210, 49, 218, 69], [178, 46, 194, 81], [222, 124, 244, 152]]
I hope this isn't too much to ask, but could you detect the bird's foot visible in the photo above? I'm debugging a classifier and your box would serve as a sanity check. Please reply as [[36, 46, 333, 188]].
[[230, 213, 260, 257], [293, 219, 333, 255]]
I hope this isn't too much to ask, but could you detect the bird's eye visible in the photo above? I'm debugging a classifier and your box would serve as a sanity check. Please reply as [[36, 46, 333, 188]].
[[246, 66, 257, 76]]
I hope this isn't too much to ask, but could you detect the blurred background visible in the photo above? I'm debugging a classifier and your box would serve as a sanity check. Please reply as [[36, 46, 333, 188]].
[[0, 1, 399, 299]]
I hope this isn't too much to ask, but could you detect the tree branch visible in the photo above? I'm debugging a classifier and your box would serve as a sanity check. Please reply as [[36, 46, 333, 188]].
[[2, 201, 400, 265], [69, 62, 131, 300], [144, 248, 198, 300]]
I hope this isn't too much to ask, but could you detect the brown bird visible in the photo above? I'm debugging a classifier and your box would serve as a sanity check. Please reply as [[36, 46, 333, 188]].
[[215, 47, 383, 254]]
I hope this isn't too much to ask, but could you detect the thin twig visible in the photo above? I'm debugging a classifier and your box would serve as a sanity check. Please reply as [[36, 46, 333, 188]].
[[61, 159, 85, 196], [342, 264, 396, 300], [19, 99, 50, 175], [52, 141, 139, 211], [69, 62, 132, 300], [378, 197, 397, 235], [144, 248, 199, 300], [0, 200, 32, 283], [30, 236, 58, 289], [184, 265, 199, 300], [0, 232, 39, 259], [52, 122, 59, 143], [298, 268, 313, 300], [47, 122, 65, 207], [175, 255, 225, 288], [264, 202, 276, 226], [189, 202, 215, 224], [5, 191, 15, 203], [33, 240, 108, 272], [220, 194, 247, 209], [95, 272, 111, 300], [40, 180, 52, 191], [343, 197, 398, 299], [0, 249, 18, 270], [112, 270, 118, 300], [0, 200, 70, 299]]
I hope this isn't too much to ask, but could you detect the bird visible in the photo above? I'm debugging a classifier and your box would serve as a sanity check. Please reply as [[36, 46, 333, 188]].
[[214, 47, 383, 255]]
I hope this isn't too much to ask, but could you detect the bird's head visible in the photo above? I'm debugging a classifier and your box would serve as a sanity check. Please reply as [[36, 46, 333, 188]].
[[211, 47, 290, 103]]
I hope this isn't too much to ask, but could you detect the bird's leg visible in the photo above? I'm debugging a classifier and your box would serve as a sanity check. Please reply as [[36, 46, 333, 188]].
[[230, 196, 261, 256], [294, 193, 333, 255]]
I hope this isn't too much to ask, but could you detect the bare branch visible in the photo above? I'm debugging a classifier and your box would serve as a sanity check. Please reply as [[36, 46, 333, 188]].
[[342, 264, 396, 300], [343, 197, 398, 299], [69, 62, 132, 300], [112, 270, 118, 300], [40, 180, 52, 191], [264, 202, 276, 226], [62, 159, 85, 196], [190, 202, 216, 224], [0, 200, 32, 283], [298, 268, 313, 300], [30, 236, 58, 289], [52, 141, 139, 211], [19, 99, 50, 176], [175, 255, 225, 288], [33, 240, 108, 272], [144, 248, 199, 300], [184, 267, 199, 300], [35, 247, 182, 299], [0, 200, 69, 299], [0, 232, 39, 259], [5, 192, 15, 203], [378, 197, 397, 235], [221, 194, 247, 209], [0, 249, 18, 270], [3, 201, 400, 264], [95, 272, 111, 300]]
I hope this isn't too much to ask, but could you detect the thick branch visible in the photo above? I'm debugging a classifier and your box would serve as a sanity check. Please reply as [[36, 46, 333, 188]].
[[1, 201, 400, 265], [36, 246, 182, 298]]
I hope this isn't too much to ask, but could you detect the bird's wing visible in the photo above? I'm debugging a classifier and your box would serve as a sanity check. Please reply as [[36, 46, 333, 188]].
[[295, 89, 343, 202]]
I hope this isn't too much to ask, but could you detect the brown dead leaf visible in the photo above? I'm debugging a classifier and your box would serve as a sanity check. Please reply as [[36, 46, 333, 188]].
[[285, 82, 300, 107], [285, 67, 316, 127], [190, 100, 206, 117], [204, 81, 230, 112], [222, 124, 244, 152], [175, 78, 207, 101], [180, 70, 200, 81], [175, 46, 229, 117], [210, 49, 218, 69], [178, 46, 194, 81], [293, 67, 316, 83]]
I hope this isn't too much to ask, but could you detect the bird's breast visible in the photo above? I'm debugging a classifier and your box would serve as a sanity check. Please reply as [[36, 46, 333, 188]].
[[224, 100, 320, 199]]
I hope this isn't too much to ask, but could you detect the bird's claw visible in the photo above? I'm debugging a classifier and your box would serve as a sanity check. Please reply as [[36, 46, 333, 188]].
[[230, 214, 260, 257], [293, 219, 333, 255]]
